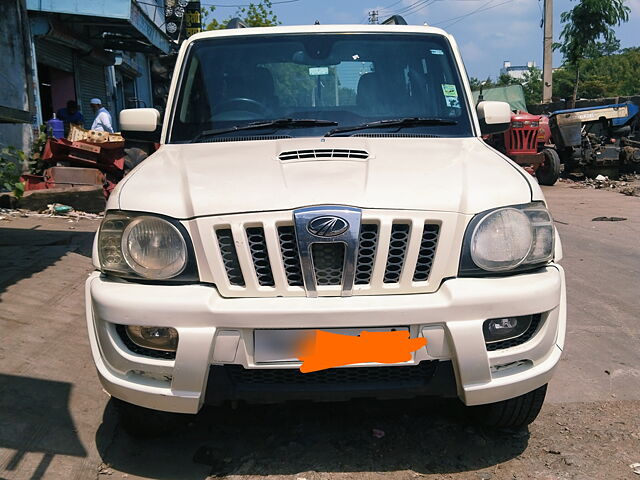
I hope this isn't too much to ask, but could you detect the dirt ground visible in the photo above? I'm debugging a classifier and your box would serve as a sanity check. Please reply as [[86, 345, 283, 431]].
[[1, 182, 639, 480]]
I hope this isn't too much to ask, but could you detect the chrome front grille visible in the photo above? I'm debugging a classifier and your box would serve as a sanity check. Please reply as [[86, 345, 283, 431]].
[[200, 208, 453, 298]]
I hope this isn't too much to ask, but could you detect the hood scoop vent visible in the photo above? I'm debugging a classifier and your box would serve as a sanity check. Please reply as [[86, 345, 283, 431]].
[[279, 148, 369, 161]]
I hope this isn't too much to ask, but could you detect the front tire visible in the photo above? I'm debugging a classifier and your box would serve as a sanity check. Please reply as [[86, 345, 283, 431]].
[[112, 398, 184, 438], [536, 148, 561, 186], [470, 384, 547, 428]]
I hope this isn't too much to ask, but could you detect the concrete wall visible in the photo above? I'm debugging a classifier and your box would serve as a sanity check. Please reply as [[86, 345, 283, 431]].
[[0, 0, 33, 155]]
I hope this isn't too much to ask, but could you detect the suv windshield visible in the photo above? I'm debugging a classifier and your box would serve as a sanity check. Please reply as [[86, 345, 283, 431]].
[[169, 33, 474, 143]]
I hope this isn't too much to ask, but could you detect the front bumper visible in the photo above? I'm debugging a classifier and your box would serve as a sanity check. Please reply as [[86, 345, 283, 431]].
[[85, 265, 566, 414]]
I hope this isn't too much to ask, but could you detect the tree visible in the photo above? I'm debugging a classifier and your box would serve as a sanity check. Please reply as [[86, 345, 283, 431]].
[[521, 67, 543, 107], [554, 0, 630, 107], [205, 0, 279, 30], [552, 47, 640, 100]]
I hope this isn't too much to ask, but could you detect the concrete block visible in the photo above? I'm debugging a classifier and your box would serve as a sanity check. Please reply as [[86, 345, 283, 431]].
[[17, 186, 106, 213]]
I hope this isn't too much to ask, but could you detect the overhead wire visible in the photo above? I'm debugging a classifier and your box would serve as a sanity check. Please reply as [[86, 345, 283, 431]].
[[433, 0, 515, 28]]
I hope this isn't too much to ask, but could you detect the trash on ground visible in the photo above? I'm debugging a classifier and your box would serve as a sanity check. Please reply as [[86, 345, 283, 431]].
[[372, 428, 386, 438], [591, 216, 627, 222]]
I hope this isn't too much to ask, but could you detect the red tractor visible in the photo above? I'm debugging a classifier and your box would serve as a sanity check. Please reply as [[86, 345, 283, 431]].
[[488, 111, 561, 186], [475, 85, 561, 185]]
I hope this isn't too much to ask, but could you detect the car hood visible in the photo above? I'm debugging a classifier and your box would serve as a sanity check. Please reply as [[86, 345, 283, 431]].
[[114, 136, 535, 218]]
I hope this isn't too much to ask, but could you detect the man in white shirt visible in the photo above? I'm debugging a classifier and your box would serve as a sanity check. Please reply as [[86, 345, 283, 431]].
[[90, 98, 114, 133]]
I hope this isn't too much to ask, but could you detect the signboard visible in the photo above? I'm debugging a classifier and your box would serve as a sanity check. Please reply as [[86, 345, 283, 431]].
[[185, 2, 202, 38], [165, 0, 201, 41]]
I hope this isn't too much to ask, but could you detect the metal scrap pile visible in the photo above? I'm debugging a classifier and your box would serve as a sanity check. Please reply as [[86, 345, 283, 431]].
[[21, 126, 126, 198]]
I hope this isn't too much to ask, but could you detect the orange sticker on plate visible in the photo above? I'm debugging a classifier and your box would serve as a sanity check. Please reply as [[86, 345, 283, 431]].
[[296, 330, 427, 373]]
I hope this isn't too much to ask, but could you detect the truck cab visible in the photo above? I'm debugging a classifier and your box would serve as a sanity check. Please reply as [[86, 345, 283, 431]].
[[85, 23, 566, 436]]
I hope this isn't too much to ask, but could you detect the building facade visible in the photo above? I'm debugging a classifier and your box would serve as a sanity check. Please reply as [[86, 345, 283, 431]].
[[26, 0, 171, 132], [500, 61, 537, 81]]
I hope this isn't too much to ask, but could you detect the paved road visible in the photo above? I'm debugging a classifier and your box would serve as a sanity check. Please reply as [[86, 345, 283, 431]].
[[0, 183, 638, 480]]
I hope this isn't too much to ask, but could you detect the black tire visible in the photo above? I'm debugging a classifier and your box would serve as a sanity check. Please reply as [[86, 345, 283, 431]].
[[112, 397, 185, 438], [470, 384, 547, 429], [536, 148, 561, 186]]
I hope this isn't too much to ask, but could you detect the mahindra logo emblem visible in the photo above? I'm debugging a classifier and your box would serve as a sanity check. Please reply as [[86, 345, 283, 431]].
[[307, 216, 349, 237]]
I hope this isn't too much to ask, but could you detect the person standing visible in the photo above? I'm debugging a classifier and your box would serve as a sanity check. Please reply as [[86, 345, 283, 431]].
[[90, 98, 113, 133], [56, 100, 84, 135]]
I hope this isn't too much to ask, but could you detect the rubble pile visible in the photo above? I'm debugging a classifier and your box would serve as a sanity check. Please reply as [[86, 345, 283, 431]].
[[559, 173, 640, 197], [0, 206, 103, 222]]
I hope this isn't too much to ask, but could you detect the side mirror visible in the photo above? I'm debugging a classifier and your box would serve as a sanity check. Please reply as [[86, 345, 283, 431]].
[[476, 101, 511, 135], [119, 108, 161, 142]]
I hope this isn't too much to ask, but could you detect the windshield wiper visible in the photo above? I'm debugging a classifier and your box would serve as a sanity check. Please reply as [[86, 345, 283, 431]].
[[191, 118, 338, 142], [324, 117, 458, 137]]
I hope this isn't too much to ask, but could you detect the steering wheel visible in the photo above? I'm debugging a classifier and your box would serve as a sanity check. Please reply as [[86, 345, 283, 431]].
[[216, 97, 269, 115]]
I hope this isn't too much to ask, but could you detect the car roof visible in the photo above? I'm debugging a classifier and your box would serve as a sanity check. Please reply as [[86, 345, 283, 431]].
[[185, 24, 450, 45]]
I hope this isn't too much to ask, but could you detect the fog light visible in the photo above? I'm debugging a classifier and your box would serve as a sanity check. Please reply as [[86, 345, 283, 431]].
[[126, 326, 178, 352], [483, 315, 533, 344]]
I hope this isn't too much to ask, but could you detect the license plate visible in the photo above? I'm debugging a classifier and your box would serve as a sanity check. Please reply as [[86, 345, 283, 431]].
[[254, 327, 409, 364]]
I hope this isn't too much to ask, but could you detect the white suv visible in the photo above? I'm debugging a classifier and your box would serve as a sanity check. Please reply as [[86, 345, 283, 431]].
[[85, 23, 566, 436]]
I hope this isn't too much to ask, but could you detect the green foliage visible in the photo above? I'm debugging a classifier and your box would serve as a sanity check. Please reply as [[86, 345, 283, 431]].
[[29, 125, 49, 175], [553, 0, 630, 104], [0, 146, 26, 199], [205, 0, 280, 30], [471, 47, 640, 108], [521, 67, 543, 108], [469, 67, 542, 109], [266, 63, 315, 106], [552, 48, 640, 99]]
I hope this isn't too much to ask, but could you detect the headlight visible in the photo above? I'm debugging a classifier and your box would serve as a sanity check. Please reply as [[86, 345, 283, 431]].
[[98, 211, 194, 280], [122, 216, 186, 278], [459, 202, 554, 276]]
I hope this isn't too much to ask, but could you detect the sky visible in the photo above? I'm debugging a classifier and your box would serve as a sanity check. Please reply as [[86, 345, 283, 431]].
[[206, 0, 640, 80]]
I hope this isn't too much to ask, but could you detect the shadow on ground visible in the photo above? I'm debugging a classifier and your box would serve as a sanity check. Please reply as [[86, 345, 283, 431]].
[[0, 374, 87, 480], [0, 227, 94, 297], [96, 397, 529, 479]]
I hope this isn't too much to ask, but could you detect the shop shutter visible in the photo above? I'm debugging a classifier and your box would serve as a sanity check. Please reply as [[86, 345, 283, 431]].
[[35, 39, 73, 72], [76, 59, 108, 129]]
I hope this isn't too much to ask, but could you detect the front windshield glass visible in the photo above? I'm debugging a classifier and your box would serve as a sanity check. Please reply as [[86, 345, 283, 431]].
[[169, 33, 474, 143]]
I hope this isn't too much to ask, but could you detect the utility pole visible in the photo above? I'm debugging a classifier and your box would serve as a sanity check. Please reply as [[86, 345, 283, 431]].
[[542, 0, 553, 104], [368, 10, 379, 24]]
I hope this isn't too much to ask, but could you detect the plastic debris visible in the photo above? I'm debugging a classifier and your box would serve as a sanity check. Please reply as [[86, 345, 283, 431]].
[[630, 463, 640, 475], [372, 428, 385, 439], [47, 203, 74, 214]]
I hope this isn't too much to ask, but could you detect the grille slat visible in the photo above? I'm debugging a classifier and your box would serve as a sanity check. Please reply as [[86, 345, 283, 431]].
[[355, 224, 379, 285], [383, 223, 411, 283], [246, 227, 275, 287], [312, 243, 344, 286], [278, 226, 304, 287], [216, 229, 245, 286], [413, 224, 440, 282]]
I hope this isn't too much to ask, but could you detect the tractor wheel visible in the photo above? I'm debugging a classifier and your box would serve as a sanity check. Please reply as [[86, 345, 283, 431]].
[[536, 148, 561, 186]]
